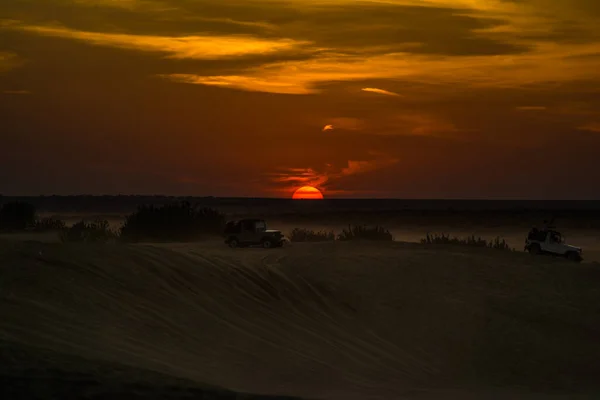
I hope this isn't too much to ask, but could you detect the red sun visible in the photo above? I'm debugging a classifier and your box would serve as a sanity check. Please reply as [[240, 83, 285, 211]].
[[292, 186, 324, 200]]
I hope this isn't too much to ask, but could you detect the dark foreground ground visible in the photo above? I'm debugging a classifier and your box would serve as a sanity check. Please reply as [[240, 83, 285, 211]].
[[2, 239, 600, 400], [0, 343, 300, 400]]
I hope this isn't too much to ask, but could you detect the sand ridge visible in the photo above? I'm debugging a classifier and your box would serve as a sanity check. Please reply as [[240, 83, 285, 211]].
[[1, 240, 600, 399]]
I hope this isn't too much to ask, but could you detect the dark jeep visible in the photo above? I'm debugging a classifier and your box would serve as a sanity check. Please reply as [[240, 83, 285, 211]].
[[223, 219, 284, 248]]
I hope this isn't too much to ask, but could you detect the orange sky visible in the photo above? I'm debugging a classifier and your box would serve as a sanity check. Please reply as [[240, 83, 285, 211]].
[[1, 0, 600, 198]]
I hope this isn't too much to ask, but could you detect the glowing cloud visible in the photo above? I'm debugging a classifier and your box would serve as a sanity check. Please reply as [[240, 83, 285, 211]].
[[270, 151, 399, 195], [1, 22, 308, 60], [163, 74, 312, 94], [327, 117, 364, 131], [578, 123, 600, 133], [362, 87, 401, 96], [157, 40, 600, 95], [322, 124, 334, 131]]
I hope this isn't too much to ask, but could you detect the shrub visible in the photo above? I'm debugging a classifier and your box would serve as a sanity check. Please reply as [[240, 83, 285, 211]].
[[337, 225, 394, 241], [60, 219, 117, 243], [119, 201, 225, 242], [0, 201, 37, 231], [488, 236, 512, 251], [34, 217, 66, 232], [289, 228, 335, 242], [421, 233, 513, 251]]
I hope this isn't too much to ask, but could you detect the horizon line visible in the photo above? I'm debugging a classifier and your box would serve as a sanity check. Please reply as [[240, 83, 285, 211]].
[[1, 195, 599, 202]]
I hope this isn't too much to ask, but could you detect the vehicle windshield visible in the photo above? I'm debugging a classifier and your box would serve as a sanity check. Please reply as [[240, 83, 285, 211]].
[[550, 232, 563, 243], [255, 221, 267, 232]]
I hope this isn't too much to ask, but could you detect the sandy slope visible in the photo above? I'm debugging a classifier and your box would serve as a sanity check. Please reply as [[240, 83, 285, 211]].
[[1, 240, 600, 399]]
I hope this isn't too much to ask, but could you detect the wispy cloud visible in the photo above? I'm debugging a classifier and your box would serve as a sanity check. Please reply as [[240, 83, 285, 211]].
[[1, 21, 308, 60], [362, 87, 401, 96], [0, 51, 21, 72], [516, 106, 547, 111], [269, 152, 399, 194], [5, 0, 600, 97], [269, 167, 329, 189], [324, 117, 364, 131], [578, 122, 600, 133], [188, 17, 278, 32], [162, 73, 311, 94], [3, 90, 31, 95], [339, 156, 398, 177], [157, 40, 600, 94], [385, 114, 463, 136], [71, 0, 174, 11], [322, 124, 334, 132]]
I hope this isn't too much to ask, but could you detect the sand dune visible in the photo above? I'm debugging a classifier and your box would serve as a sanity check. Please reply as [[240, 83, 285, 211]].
[[1, 240, 600, 399]]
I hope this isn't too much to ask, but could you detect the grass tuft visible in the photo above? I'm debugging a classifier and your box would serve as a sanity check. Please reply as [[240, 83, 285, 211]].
[[60, 219, 118, 243], [337, 225, 394, 241], [421, 233, 513, 251], [33, 217, 66, 232], [289, 228, 336, 242]]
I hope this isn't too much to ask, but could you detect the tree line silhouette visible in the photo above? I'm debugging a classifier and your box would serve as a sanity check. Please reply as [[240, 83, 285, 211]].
[[0, 200, 518, 249], [0, 200, 226, 243]]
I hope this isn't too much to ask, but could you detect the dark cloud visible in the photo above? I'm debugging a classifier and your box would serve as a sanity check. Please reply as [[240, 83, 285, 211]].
[[280, 4, 529, 56], [1, 0, 276, 37]]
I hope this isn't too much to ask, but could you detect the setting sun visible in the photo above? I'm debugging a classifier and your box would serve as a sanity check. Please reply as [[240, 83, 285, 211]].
[[292, 186, 324, 200]]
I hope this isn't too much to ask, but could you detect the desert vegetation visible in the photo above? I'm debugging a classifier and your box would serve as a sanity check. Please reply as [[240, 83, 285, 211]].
[[289, 225, 394, 242], [33, 217, 66, 231], [0, 200, 227, 243], [337, 225, 394, 241], [421, 233, 513, 251], [289, 228, 336, 242], [60, 219, 118, 243], [2, 201, 514, 250]]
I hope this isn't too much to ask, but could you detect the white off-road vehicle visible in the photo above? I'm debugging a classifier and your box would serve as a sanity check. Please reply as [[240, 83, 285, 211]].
[[524, 227, 583, 262]]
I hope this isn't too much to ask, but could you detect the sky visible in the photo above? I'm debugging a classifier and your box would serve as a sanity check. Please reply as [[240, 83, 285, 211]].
[[1, 0, 600, 199]]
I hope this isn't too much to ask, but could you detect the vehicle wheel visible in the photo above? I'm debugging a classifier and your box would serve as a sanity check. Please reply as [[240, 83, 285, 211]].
[[528, 243, 541, 254], [262, 239, 273, 249], [566, 252, 581, 262], [228, 238, 239, 248]]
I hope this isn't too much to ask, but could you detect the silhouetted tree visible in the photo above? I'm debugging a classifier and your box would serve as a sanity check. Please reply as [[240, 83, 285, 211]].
[[119, 201, 226, 242], [0, 201, 36, 231]]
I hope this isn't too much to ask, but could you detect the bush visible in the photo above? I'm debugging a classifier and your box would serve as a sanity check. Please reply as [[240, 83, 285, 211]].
[[421, 233, 513, 251], [488, 236, 512, 251], [337, 225, 394, 241], [119, 201, 225, 242], [60, 219, 117, 243], [0, 201, 37, 231], [289, 228, 335, 242], [34, 217, 66, 232]]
